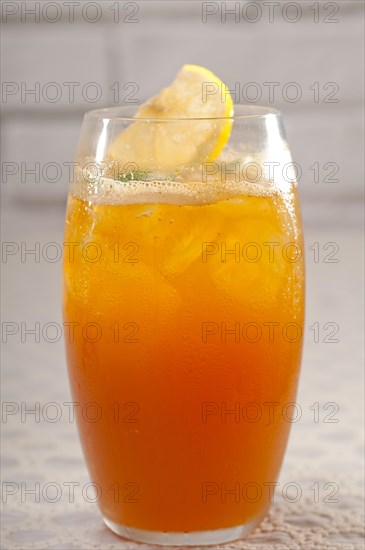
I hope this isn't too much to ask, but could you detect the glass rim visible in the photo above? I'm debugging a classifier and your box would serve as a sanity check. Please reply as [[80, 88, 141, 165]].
[[83, 104, 282, 122]]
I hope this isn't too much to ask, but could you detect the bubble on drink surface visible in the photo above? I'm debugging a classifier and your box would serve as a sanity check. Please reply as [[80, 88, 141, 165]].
[[71, 146, 298, 207], [72, 160, 278, 208]]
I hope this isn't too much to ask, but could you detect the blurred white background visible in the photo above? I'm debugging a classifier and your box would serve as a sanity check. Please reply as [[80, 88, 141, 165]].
[[1, 2, 364, 549]]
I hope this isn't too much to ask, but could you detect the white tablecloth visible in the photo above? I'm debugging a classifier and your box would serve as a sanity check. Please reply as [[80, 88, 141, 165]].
[[1, 204, 364, 549]]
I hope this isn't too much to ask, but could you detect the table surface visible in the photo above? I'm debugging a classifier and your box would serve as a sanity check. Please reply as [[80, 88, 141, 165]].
[[1, 203, 364, 550]]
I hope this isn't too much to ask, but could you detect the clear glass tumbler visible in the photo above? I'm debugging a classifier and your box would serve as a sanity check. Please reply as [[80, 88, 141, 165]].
[[63, 105, 304, 545]]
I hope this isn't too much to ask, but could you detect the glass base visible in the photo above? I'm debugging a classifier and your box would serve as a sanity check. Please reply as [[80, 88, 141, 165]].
[[103, 514, 264, 546]]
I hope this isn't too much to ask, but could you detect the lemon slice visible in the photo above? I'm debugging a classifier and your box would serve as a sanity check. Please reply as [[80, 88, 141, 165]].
[[109, 65, 233, 171]]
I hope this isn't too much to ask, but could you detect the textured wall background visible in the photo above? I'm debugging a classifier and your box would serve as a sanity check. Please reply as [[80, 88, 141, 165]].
[[1, 0, 364, 226]]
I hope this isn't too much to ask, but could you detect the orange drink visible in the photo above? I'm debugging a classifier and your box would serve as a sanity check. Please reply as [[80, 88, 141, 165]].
[[64, 176, 304, 542], [63, 68, 304, 546]]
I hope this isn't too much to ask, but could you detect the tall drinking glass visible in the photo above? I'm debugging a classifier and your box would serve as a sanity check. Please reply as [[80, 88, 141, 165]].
[[63, 105, 304, 545]]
